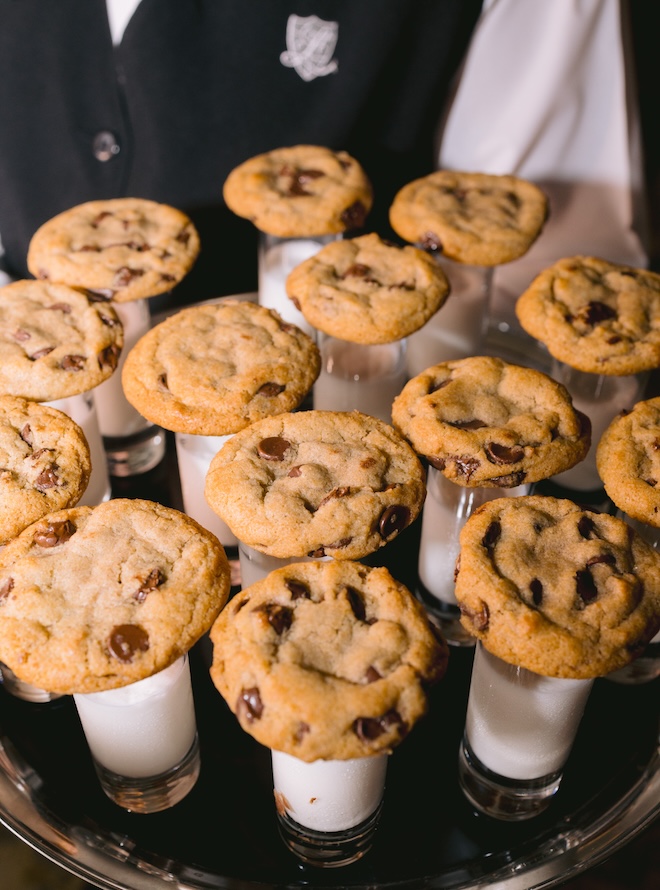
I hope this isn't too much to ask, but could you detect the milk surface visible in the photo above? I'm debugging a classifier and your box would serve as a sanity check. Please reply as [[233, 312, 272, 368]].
[[176, 432, 237, 547]]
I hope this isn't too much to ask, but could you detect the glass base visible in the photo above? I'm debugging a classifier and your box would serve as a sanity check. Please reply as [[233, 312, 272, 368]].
[[458, 737, 562, 822], [415, 582, 475, 648], [103, 425, 166, 477], [0, 662, 62, 703], [276, 800, 383, 868], [92, 734, 200, 813]]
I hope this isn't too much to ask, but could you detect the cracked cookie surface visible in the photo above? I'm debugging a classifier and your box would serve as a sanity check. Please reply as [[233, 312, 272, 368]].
[[515, 256, 660, 374], [223, 145, 373, 237], [597, 397, 660, 528], [204, 409, 426, 559], [27, 198, 200, 302], [391, 356, 590, 487], [0, 279, 123, 401], [0, 499, 231, 694], [0, 395, 91, 545], [454, 495, 660, 678], [122, 300, 320, 435], [210, 559, 448, 761], [285, 232, 451, 344], [388, 170, 548, 266]]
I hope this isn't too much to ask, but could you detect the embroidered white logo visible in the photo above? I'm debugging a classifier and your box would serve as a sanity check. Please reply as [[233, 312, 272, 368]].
[[280, 14, 338, 82]]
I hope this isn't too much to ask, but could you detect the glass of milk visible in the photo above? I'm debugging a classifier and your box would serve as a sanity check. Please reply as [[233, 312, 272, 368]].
[[313, 334, 408, 424], [73, 654, 200, 813], [458, 643, 594, 821], [175, 432, 238, 550], [238, 543, 333, 589], [258, 233, 338, 339], [405, 260, 492, 378], [45, 392, 111, 506], [550, 360, 647, 493], [92, 299, 165, 477], [271, 749, 388, 867], [0, 661, 62, 703], [417, 469, 529, 645]]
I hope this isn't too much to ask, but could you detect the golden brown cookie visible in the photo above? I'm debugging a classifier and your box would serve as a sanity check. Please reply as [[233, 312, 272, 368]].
[[0, 395, 91, 545], [285, 232, 451, 344], [204, 409, 426, 559], [454, 495, 660, 678], [0, 499, 231, 694], [27, 198, 200, 302], [122, 300, 320, 435], [210, 559, 448, 761], [596, 396, 660, 527], [223, 145, 373, 237], [391, 356, 591, 487], [0, 279, 123, 401], [515, 256, 660, 375], [388, 170, 548, 266]]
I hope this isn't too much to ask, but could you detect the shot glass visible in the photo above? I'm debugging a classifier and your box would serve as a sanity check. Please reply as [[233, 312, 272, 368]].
[[46, 392, 111, 506], [313, 335, 408, 424], [92, 299, 165, 477], [405, 260, 492, 378], [175, 432, 238, 550], [416, 468, 528, 645], [258, 233, 338, 339], [550, 360, 647, 493], [73, 654, 200, 813], [0, 662, 62, 703], [272, 749, 387, 867], [238, 542, 332, 589], [458, 643, 594, 821]]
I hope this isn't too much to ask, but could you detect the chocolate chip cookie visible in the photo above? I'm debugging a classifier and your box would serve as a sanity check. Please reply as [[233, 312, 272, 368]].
[[454, 495, 660, 678], [0, 395, 91, 545], [204, 409, 426, 559], [391, 356, 590, 487], [515, 256, 660, 375], [285, 232, 451, 344], [0, 279, 124, 401], [388, 170, 548, 266], [596, 396, 660, 527], [0, 498, 231, 694], [223, 145, 373, 237], [122, 300, 320, 435], [210, 559, 448, 761], [27, 198, 200, 302]]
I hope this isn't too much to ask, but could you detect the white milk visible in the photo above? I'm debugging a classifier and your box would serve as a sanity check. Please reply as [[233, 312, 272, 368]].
[[238, 543, 331, 589], [258, 235, 333, 337], [313, 337, 407, 423], [46, 393, 111, 506], [465, 644, 594, 780], [418, 468, 528, 606], [73, 656, 197, 777], [551, 362, 645, 491], [92, 299, 152, 438], [271, 750, 387, 832], [175, 432, 238, 547], [406, 260, 492, 378]]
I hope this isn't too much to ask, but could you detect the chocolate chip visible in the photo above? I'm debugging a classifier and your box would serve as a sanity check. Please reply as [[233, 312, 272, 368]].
[[428, 378, 450, 394], [453, 456, 480, 480], [427, 455, 446, 471], [364, 666, 381, 683], [60, 354, 85, 371], [237, 687, 263, 723], [576, 568, 598, 604], [134, 568, 166, 603], [460, 602, 490, 631], [378, 505, 410, 538], [342, 263, 371, 278], [582, 301, 617, 325], [157, 373, 169, 391], [341, 200, 367, 229], [529, 578, 543, 606], [486, 443, 524, 465], [346, 586, 367, 621], [482, 521, 501, 553], [176, 227, 193, 245], [98, 345, 120, 371], [449, 418, 487, 430], [353, 709, 405, 742], [13, 328, 31, 341], [20, 424, 33, 446], [30, 347, 54, 361], [33, 519, 76, 547], [578, 516, 595, 539], [586, 553, 615, 567], [294, 722, 311, 743], [318, 486, 350, 508], [34, 465, 60, 491], [0, 578, 14, 602], [490, 471, 526, 488], [360, 457, 377, 469], [257, 436, 290, 461], [91, 211, 113, 227], [287, 466, 302, 478], [256, 382, 285, 397], [285, 579, 310, 600], [48, 302, 72, 313], [420, 231, 443, 252], [86, 289, 115, 301], [114, 267, 144, 287], [258, 603, 293, 635], [108, 624, 150, 662]]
